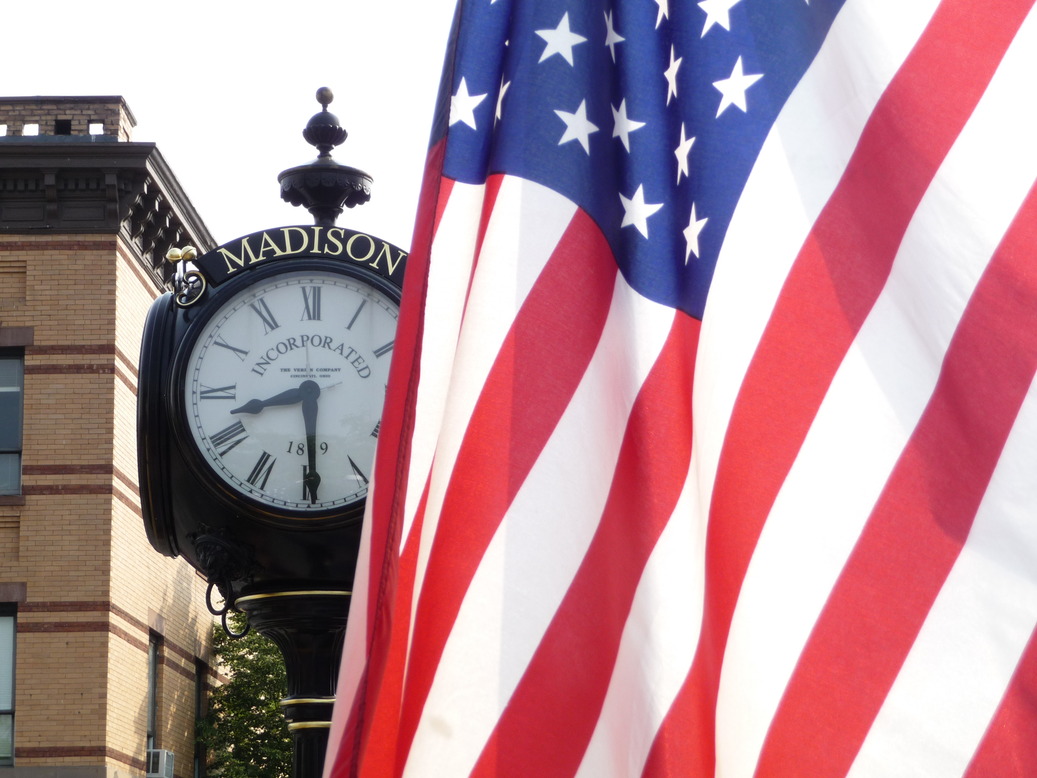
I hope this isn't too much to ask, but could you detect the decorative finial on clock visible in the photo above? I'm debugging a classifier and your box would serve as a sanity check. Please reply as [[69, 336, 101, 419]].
[[278, 87, 372, 227], [302, 87, 348, 159]]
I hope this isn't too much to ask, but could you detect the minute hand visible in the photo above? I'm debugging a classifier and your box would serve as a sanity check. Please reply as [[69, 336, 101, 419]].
[[230, 387, 303, 415], [300, 380, 321, 502]]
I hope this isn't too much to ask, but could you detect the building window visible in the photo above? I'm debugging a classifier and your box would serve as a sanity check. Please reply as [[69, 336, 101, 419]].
[[0, 354, 23, 495], [146, 633, 161, 751], [0, 605, 15, 766], [194, 659, 208, 778]]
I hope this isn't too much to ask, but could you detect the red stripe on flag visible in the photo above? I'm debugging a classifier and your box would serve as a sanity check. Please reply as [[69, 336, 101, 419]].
[[363, 140, 450, 633], [334, 141, 448, 778], [352, 481, 430, 777], [343, 171, 497, 777], [965, 624, 1037, 777], [469, 312, 698, 778], [433, 176, 456, 241], [756, 180, 1037, 775], [425, 155, 454, 250], [393, 208, 619, 772], [643, 2, 1031, 774]]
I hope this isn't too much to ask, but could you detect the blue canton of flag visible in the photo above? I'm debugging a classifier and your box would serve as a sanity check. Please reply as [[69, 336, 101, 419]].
[[440, 0, 844, 317]]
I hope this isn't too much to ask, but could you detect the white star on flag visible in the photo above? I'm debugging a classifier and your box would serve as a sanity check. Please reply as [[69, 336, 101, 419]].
[[713, 55, 763, 117], [604, 10, 624, 62], [654, 0, 669, 29], [675, 123, 695, 183], [664, 46, 682, 106], [699, 0, 742, 36], [683, 202, 708, 262], [619, 184, 663, 238], [496, 79, 510, 122], [536, 13, 587, 66], [449, 77, 487, 129], [612, 100, 646, 152], [555, 100, 598, 154]]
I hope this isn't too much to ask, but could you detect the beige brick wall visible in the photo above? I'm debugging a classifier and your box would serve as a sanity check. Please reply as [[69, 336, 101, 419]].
[[0, 230, 213, 777], [107, 237, 212, 770]]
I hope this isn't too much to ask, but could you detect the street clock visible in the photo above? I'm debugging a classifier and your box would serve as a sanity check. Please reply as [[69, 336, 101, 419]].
[[139, 226, 406, 565], [136, 89, 402, 778]]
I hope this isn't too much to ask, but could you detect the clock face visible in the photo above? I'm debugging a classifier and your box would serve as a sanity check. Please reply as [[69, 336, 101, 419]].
[[182, 267, 398, 515]]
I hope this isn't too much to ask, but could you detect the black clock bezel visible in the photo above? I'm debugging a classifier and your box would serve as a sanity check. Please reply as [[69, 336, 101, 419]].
[[168, 254, 401, 528]]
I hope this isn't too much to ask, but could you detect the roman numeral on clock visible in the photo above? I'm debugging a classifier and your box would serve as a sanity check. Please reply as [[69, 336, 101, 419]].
[[346, 299, 367, 331], [210, 420, 248, 456], [250, 297, 280, 334], [301, 286, 322, 321], [373, 340, 394, 358], [213, 337, 248, 361], [199, 384, 236, 400], [247, 451, 276, 490], [347, 455, 370, 486]]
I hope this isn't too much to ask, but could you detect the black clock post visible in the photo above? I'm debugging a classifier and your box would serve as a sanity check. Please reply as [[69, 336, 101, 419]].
[[137, 90, 407, 778]]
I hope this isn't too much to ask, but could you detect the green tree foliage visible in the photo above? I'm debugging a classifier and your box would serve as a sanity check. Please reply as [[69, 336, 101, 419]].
[[196, 614, 291, 778]]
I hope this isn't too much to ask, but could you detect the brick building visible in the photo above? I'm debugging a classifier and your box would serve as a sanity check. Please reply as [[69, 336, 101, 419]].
[[0, 97, 215, 778]]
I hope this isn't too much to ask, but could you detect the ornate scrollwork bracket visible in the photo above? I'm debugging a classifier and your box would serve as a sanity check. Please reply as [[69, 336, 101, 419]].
[[167, 246, 207, 307], [192, 528, 256, 639]]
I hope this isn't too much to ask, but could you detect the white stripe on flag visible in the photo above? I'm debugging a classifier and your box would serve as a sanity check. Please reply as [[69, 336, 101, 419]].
[[694, 0, 941, 505], [848, 370, 1037, 775], [407, 178, 577, 612], [575, 462, 704, 778], [403, 276, 676, 777], [401, 180, 485, 548]]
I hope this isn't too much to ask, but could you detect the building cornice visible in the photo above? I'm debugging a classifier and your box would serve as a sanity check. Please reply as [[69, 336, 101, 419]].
[[0, 140, 214, 288]]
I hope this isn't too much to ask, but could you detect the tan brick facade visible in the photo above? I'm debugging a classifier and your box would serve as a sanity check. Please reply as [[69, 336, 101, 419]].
[[0, 98, 215, 778]]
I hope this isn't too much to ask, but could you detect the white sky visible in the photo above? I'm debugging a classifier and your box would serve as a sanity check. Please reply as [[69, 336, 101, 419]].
[[5, 0, 458, 250]]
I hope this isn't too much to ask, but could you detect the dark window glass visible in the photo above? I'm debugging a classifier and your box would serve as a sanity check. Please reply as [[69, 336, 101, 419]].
[[0, 356, 22, 495], [147, 635, 160, 751], [0, 605, 15, 765]]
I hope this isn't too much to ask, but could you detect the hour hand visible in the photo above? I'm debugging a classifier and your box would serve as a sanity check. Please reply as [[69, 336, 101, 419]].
[[230, 386, 303, 415]]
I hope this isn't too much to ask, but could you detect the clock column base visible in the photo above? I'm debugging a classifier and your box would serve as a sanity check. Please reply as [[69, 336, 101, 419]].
[[236, 589, 351, 778]]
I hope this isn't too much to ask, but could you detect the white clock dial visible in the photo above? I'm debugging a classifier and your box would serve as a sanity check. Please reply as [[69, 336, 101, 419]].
[[183, 269, 398, 513]]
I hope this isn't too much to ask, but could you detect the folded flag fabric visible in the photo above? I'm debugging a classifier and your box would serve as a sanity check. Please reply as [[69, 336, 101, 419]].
[[327, 0, 1037, 775]]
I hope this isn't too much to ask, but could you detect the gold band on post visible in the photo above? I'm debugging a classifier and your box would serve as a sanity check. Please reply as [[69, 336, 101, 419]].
[[235, 590, 350, 605], [287, 721, 333, 731]]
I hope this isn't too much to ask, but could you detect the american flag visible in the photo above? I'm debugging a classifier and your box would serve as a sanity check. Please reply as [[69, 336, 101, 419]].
[[326, 0, 1037, 775]]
